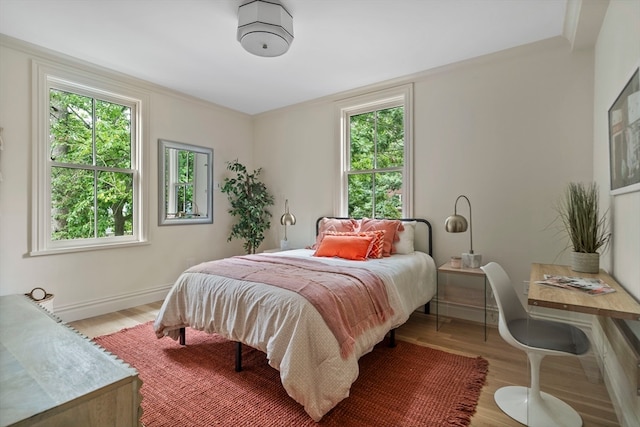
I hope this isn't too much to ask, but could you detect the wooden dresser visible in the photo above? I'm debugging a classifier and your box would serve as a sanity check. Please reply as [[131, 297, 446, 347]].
[[0, 295, 141, 427]]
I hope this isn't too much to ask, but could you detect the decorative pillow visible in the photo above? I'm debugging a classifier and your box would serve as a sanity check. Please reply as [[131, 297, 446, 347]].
[[359, 218, 404, 256], [394, 221, 416, 254], [311, 217, 359, 249], [325, 230, 385, 259], [313, 234, 374, 261], [365, 230, 385, 258]]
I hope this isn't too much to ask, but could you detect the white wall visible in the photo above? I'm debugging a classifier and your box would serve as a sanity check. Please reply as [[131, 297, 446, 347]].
[[592, 1, 640, 424], [0, 38, 254, 321], [594, 0, 640, 301], [255, 36, 595, 289]]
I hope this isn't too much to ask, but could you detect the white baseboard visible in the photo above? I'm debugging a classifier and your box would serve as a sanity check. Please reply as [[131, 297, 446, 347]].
[[53, 284, 172, 323]]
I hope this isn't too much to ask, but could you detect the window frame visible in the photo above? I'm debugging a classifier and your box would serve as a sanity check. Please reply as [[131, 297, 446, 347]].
[[337, 84, 414, 218], [31, 60, 148, 255]]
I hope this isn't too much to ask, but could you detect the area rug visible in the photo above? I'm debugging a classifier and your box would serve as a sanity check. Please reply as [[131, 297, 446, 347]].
[[94, 322, 488, 426]]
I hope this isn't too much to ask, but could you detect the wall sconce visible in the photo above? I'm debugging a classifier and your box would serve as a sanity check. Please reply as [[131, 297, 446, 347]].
[[280, 199, 296, 250], [445, 195, 482, 268]]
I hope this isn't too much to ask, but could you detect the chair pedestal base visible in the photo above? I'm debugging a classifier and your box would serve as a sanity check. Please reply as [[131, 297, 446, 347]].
[[495, 386, 582, 427]]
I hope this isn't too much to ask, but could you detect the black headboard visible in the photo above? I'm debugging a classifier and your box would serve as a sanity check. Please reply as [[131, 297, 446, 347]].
[[315, 217, 433, 257]]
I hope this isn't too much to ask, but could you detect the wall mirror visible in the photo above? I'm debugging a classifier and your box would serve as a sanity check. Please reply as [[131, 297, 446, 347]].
[[158, 139, 213, 225]]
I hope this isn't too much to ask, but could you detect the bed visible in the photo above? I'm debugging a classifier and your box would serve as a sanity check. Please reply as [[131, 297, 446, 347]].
[[153, 217, 436, 421]]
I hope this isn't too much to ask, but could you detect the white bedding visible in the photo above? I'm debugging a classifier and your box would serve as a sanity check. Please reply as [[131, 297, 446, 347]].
[[153, 248, 436, 421]]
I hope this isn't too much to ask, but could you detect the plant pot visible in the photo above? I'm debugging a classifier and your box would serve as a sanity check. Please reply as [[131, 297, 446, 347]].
[[571, 252, 600, 274]]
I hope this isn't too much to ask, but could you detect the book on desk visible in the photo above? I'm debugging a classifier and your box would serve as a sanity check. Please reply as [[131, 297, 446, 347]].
[[535, 274, 616, 296]]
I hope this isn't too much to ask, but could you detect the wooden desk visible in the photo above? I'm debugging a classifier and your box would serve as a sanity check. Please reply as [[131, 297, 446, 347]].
[[528, 263, 640, 321]]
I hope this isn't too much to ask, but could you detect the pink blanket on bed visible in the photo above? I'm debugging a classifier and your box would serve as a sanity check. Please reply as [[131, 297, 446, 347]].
[[187, 254, 394, 358]]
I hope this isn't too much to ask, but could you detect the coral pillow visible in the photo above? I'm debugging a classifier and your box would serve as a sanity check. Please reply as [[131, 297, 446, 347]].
[[359, 218, 405, 256], [312, 217, 359, 249], [313, 234, 374, 261], [325, 230, 385, 259]]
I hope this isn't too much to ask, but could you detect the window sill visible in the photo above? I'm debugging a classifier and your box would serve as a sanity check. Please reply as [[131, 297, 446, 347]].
[[29, 240, 150, 257]]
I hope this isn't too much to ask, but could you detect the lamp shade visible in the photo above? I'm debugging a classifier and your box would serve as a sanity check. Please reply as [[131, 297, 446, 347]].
[[280, 200, 296, 226], [237, 0, 294, 57], [280, 212, 296, 226], [445, 214, 468, 233]]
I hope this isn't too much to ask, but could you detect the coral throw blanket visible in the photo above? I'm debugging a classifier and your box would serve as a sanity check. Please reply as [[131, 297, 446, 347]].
[[187, 254, 394, 358]]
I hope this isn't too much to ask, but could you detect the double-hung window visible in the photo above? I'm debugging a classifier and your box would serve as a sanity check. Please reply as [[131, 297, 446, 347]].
[[338, 85, 413, 218], [32, 62, 147, 254]]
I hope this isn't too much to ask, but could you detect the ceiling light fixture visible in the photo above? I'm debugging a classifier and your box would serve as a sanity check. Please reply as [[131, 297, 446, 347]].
[[237, 0, 294, 58]]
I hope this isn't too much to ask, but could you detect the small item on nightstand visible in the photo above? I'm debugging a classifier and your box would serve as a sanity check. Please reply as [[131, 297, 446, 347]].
[[450, 256, 462, 268]]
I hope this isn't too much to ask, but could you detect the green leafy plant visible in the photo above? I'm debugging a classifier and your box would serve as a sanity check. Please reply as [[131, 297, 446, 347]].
[[556, 182, 610, 254], [221, 160, 274, 254]]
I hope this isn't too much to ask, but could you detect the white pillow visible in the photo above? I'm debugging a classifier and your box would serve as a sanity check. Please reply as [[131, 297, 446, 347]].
[[394, 221, 416, 254]]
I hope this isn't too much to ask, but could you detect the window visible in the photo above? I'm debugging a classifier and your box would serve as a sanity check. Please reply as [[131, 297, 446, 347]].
[[32, 62, 147, 254], [339, 85, 413, 218]]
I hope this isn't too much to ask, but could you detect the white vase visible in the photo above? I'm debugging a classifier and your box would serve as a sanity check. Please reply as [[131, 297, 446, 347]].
[[571, 252, 600, 274]]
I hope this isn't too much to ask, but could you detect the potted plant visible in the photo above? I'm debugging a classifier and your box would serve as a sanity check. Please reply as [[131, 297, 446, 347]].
[[556, 182, 611, 273], [221, 160, 274, 254]]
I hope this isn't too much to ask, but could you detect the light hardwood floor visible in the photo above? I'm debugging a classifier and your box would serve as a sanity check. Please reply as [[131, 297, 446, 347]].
[[70, 303, 620, 426]]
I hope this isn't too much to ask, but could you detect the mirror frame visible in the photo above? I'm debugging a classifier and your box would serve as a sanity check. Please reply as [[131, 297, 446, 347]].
[[158, 139, 213, 225]]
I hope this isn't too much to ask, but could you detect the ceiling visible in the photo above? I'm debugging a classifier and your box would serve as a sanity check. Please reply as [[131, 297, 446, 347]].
[[0, 0, 570, 115]]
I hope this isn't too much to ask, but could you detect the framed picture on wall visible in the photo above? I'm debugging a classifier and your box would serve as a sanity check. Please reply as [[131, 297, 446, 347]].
[[608, 65, 640, 195]]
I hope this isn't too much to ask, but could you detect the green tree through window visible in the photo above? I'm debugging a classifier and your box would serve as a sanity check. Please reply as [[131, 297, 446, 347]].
[[348, 106, 404, 218], [49, 89, 134, 240]]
